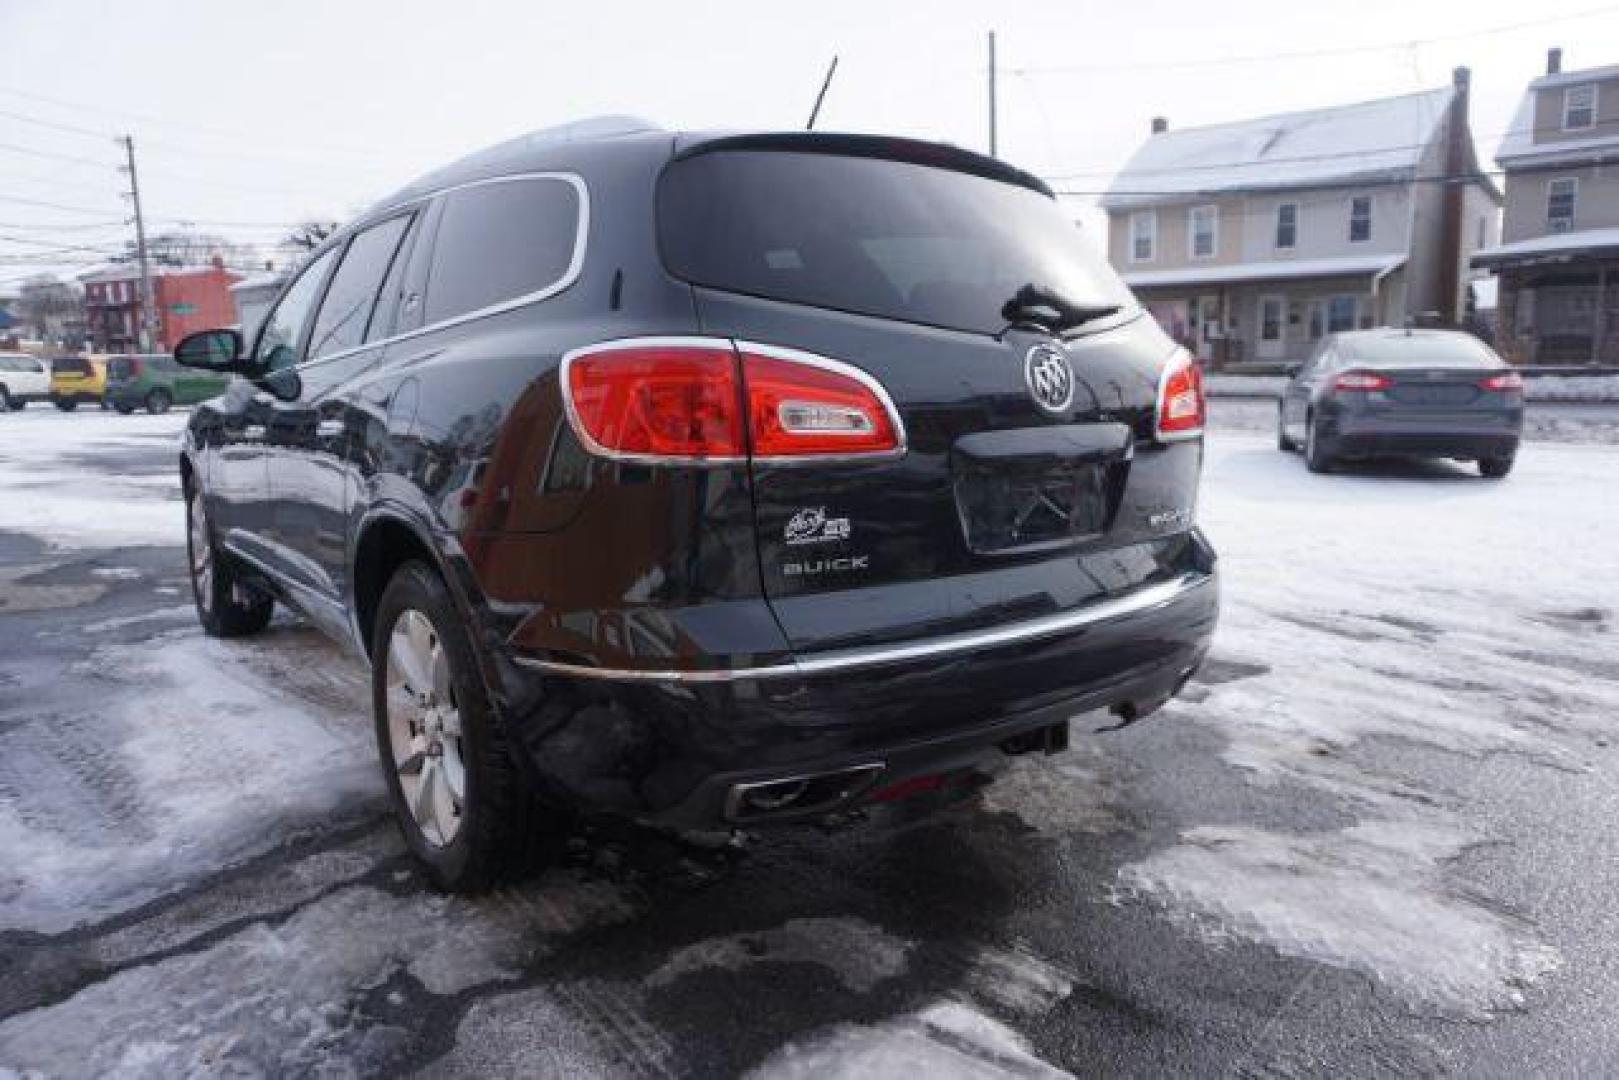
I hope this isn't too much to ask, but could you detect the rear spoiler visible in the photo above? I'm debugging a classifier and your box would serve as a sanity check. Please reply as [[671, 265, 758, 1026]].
[[671, 132, 1054, 199]]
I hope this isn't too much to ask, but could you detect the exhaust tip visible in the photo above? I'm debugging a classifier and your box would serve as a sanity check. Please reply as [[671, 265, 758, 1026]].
[[725, 763, 883, 822]]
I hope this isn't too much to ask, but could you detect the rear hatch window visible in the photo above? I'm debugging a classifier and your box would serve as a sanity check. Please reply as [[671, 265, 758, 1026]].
[[52, 358, 92, 376], [658, 149, 1132, 337], [107, 357, 137, 380]]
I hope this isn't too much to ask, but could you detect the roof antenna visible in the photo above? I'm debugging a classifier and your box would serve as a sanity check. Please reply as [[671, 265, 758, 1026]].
[[806, 56, 839, 130]]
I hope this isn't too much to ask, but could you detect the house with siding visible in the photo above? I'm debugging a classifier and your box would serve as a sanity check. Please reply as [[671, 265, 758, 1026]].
[[1102, 70, 1499, 366], [1472, 50, 1619, 364]]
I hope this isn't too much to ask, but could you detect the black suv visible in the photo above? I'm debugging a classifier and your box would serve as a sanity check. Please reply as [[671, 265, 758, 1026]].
[[174, 119, 1218, 890]]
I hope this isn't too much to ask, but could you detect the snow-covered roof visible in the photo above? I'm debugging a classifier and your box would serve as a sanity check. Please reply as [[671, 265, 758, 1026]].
[[78, 263, 234, 284], [1471, 227, 1619, 268], [1102, 89, 1456, 211], [1496, 65, 1619, 165], [1122, 253, 1406, 290], [229, 273, 284, 292]]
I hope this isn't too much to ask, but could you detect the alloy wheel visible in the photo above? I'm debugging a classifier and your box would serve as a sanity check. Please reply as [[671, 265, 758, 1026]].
[[189, 492, 213, 613], [385, 609, 466, 847]]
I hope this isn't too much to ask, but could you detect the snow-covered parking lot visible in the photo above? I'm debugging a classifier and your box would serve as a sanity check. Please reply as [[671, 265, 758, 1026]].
[[1, 403, 1617, 1075]]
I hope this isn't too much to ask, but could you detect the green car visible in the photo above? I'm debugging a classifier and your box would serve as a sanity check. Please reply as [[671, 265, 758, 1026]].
[[104, 353, 230, 414]]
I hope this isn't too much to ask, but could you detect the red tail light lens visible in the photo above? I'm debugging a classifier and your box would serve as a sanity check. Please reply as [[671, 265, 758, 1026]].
[[741, 347, 900, 460], [563, 340, 745, 461], [1480, 370, 1523, 392], [1155, 349, 1205, 442], [1332, 370, 1391, 392], [561, 339, 903, 464]]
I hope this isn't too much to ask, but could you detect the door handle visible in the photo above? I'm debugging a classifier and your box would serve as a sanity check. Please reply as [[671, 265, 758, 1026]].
[[243, 424, 266, 441], [317, 420, 345, 439]]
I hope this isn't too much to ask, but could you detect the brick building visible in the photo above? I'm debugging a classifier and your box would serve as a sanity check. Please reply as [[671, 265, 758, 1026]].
[[80, 261, 242, 352]]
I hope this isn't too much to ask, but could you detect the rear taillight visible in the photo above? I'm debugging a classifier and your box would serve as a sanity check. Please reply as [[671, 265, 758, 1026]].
[[1332, 370, 1391, 392], [1480, 370, 1523, 392], [1155, 349, 1205, 442], [561, 338, 903, 464]]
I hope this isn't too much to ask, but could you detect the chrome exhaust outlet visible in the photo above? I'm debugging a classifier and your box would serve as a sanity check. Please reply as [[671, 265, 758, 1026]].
[[725, 763, 884, 822]]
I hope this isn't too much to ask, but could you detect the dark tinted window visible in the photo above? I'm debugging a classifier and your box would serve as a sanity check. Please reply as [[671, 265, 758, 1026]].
[[255, 247, 339, 372], [307, 214, 413, 359], [422, 177, 581, 325], [659, 150, 1133, 336], [52, 357, 92, 375], [1341, 333, 1499, 367]]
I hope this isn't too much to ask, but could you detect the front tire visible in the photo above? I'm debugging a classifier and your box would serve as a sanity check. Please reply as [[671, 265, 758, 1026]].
[[373, 562, 551, 892], [55, 398, 79, 412], [147, 388, 173, 414], [1304, 413, 1334, 474], [113, 401, 134, 415], [1277, 403, 1296, 452], [1479, 454, 1514, 479], [0, 387, 11, 412], [187, 489, 273, 637]]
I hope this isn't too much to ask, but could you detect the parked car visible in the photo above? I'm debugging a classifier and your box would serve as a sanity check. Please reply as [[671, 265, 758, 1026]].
[[172, 121, 1219, 891], [50, 355, 107, 410], [1278, 329, 1524, 477], [104, 353, 229, 414], [0, 352, 51, 411]]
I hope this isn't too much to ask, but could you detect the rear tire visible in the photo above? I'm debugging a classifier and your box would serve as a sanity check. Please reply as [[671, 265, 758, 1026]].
[[1304, 413, 1334, 474], [372, 562, 553, 892], [187, 489, 273, 637], [113, 401, 134, 415], [146, 388, 172, 414], [0, 387, 11, 412], [1479, 455, 1514, 479], [55, 398, 78, 412]]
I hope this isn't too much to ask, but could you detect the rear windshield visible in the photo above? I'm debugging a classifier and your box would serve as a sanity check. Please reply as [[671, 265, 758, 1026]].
[[52, 357, 92, 376], [658, 150, 1134, 337], [1341, 333, 1500, 367]]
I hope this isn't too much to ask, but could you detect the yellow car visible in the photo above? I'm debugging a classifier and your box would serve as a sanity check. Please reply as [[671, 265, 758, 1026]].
[[49, 356, 108, 411]]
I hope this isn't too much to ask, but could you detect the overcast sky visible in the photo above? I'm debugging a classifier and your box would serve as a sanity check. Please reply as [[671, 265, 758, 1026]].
[[2, 0, 1615, 291]]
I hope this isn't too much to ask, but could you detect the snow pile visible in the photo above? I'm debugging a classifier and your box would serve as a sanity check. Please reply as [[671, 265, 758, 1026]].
[[746, 1002, 1069, 1079], [0, 408, 188, 548], [0, 625, 379, 933], [1117, 433, 1618, 1015], [1119, 823, 1561, 1017]]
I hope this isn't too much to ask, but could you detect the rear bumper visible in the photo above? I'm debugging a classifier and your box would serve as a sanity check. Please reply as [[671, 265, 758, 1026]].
[[498, 565, 1218, 827], [1321, 408, 1521, 460]]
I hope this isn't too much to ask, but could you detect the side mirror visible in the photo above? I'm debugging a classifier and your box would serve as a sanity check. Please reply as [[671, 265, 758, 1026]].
[[175, 328, 249, 373]]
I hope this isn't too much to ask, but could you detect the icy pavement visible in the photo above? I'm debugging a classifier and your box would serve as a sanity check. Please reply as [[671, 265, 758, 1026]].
[[3, 406, 1619, 1073]]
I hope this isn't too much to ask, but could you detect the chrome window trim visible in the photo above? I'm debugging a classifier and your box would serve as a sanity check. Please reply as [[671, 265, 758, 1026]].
[[281, 172, 591, 370], [556, 336, 908, 468], [511, 571, 1212, 683]]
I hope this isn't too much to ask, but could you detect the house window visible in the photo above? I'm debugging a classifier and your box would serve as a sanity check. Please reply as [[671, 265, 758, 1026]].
[[1327, 295, 1357, 332], [1348, 196, 1372, 243], [1548, 178, 1578, 232], [1476, 216, 1487, 249], [1129, 211, 1156, 262], [1307, 300, 1324, 340], [1188, 205, 1217, 259], [1563, 84, 1596, 130], [1275, 203, 1298, 249]]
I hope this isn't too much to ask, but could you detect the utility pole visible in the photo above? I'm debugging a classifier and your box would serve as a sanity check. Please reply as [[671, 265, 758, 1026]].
[[806, 55, 839, 130], [119, 135, 156, 352], [987, 30, 998, 158]]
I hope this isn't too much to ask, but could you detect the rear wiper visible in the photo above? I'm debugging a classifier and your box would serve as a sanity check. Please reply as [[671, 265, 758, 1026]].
[[1001, 283, 1120, 335]]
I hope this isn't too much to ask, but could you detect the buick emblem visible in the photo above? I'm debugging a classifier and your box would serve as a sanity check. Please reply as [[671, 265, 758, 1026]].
[[1024, 343, 1074, 414]]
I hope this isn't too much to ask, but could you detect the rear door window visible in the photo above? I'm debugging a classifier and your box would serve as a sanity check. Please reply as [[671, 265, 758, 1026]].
[[421, 176, 583, 326], [658, 149, 1133, 336], [306, 214, 414, 360]]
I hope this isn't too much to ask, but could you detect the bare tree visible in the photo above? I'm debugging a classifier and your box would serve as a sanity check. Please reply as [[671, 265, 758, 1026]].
[[16, 274, 80, 343], [284, 220, 340, 252], [115, 229, 256, 269]]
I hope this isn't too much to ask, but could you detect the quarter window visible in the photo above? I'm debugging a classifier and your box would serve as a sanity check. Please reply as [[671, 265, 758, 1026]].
[[1275, 203, 1298, 249], [422, 176, 582, 326], [1130, 211, 1156, 261], [1189, 205, 1217, 259], [1563, 84, 1596, 130], [1547, 177, 1578, 232], [253, 247, 340, 372], [306, 214, 414, 360], [1348, 196, 1372, 243]]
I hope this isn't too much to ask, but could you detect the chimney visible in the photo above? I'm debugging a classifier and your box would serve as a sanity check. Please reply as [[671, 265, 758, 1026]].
[[1547, 48, 1562, 75], [210, 255, 223, 270], [1150, 116, 1168, 134], [1453, 65, 1470, 94]]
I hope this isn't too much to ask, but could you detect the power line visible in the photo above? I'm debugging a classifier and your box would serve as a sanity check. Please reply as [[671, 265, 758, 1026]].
[[1009, 2, 1619, 75], [0, 141, 119, 168]]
